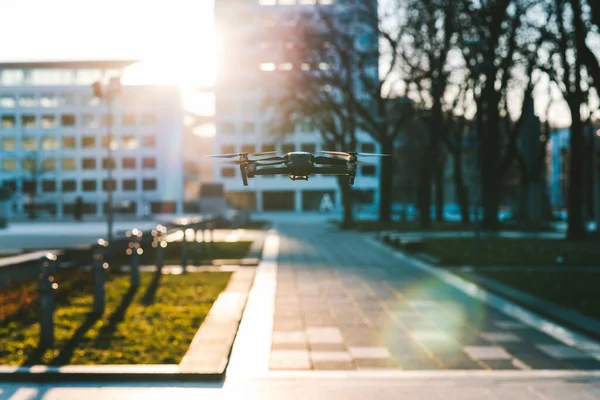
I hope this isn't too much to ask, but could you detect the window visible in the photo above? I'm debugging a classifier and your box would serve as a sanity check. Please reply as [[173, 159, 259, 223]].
[[361, 142, 376, 153], [41, 137, 57, 150], [2, 159, 16, 171], [0, 95, 16, 108], [261, 143, 276, 152], [222, 167, 236, 178], [102, 158, 116, 169], [21, 115, 36, 128], [40, 94, 58, 107], [82, 114, 96, 128], [42, 180, 56, 192], [22, 137, 37, 150], [82, 158, 96, 169], [241, 122, 255, 134], [221, 145, 235, 154], [280, 0, 295, 4], [62, 136, 76, 149], [1, 115, 15, 128], [362, 165, 376, 176], [42, 158, 56, 170], [259, 0, 276, 4], [82, 136, 96, 148], [58, 92, 76, 106], [101, 114, 114, 127], [102, 179, 117, 191], [141, 136, 156, 148], [19, 95, 37, 107], [279, 63, 293, 71], [41, 115, 57, 128], [122, 157, 136, 169], [122, 179, 137, 191], [22, 159, 36, 172], [301, 143, 316, 153], [61, 114, 76, 127], [100, 136, 118, 149], [282, 143, 295, 153], [82, 180, 97, 191], [142, 179, 157, 191], [300, 0, 316, 3], [122, 114, 136, 126], [241, 144, 256, 153], [260, 63, 276, 71], [122, 136, 137, 149], [62, 180, 76, 192], [2, 138, 16, 151], [319, 0, 334, 3], [142, 157, 156, 169], [62, 158, 76, 170], [220, 122, 235, 135], [141, 113, 156, 126]]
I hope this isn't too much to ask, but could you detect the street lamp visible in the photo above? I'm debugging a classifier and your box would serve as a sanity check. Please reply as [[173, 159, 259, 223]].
[[93, 77, 121, 241]]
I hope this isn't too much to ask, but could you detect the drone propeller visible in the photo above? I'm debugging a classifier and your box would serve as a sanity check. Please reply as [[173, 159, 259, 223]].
[[205, 151, 279, 159], [321, 151, 391, 159]]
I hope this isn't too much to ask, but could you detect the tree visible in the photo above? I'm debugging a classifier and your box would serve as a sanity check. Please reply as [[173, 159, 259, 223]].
[[20, 151, 52, 220]]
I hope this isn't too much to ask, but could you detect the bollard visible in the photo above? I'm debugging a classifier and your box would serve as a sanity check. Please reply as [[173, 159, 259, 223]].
[[153, 225, 166, 276], [127, 229, 142, 289], [181, 225, 188, 273], [194, 224, 202, 266], [38, 253, 58, 348], [92, 239, 109, 315]]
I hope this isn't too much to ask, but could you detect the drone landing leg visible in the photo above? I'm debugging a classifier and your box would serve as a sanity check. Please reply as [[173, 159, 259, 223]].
[[240, 165, 249, 186], [348, 175, 355, 186]]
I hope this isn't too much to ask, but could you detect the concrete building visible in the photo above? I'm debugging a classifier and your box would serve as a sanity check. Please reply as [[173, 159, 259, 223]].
[[0, 60, 185, 219], [213, 0, 380, 214]]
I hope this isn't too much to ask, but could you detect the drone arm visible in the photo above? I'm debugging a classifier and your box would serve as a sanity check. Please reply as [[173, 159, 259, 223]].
[[313, 156, 348, 166], [312, 166, 351, 176], [253, 166, 291, 176]]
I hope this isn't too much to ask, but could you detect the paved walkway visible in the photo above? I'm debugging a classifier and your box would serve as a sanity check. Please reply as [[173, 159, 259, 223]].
[[269, 224, 600, 371]]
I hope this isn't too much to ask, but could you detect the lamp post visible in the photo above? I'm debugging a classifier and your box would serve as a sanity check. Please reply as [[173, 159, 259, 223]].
[[93, 77, 121, 242]]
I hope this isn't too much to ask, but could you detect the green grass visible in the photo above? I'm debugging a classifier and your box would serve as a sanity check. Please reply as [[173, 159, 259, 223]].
[[465, 269, 600, 320], [0, 271, 232, 365], [411, 238, 600, 266]]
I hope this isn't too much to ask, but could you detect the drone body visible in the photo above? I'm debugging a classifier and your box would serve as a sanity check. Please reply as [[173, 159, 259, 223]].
[[206, 151, 390, 187]]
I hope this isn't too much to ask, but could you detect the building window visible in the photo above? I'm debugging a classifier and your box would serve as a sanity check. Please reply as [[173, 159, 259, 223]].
[[122, 179, 137, 191], [221, 145, 235, 154], [362, 165, 376, 176], [241, 122, 255, 134], [222, 167, 236, 178], [101, 114, 114, 127], [0, 95, 16, 108], [260, 63, 277, 71], [82, 114, 97, 128], [141, 114, 156, 126], [41, 137, 57, 150], [102, 157, 116, 169], [122, 114, 136, 126], [62, 180, 77, 192], [282, 143, 295, 153], [1, 115, 16, 128], [122, 136, 137, 149], [40, 94, 58, 107], [42, 180, 56, 192], [82, 180, 97, 192], [62, 136, 76, 149], [82, 158, 97, 169], [42, 158, 56, 170], [100, 136, 118, 149], [82, 136, 96, 148], [300, 0, 316, 4], [361, 142, 376, 153], [22, 115, 36, 128], [301, 143, 316, 153], [62, 158, 76, 170], [2, 138, 16, 151], [142, 157, 156, 169], [241, 144, 256, 153], [41, 115, 57, 128], [19, 95, 37, 107], [261, 143, 276, 152], [259, 0, 276, 5], [61, 114, 76, 127], [220, 122, 235, 135], [122, 157, 136, 169], [142, 179, 157, 191], [141, 136, 156, 147], [2, 159, 16, 171], [58, 92, 76, 106], [279, 0, 296, 4], [102, 179, 117, 191], [22, 137, 37, 151]]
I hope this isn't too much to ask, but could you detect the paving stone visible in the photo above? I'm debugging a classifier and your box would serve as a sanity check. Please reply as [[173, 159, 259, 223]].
[[480, 331, 523, 343], [271, 342, 309, 350], [312, 361, 356, 370], [306, 327, 344, 344], [354, 358, 401, 369], [483, 359, 527, 370], [565, 359, 600, 370], [270, 350, 311, 370], [536, 344, 594, 360], [272, 331, 307, 344], [309, 343, 347, 352], [310, 351, 352, 363], [273, 319, 305, 331], [348, 346, 391, 359], [463, 346, 513, 360]]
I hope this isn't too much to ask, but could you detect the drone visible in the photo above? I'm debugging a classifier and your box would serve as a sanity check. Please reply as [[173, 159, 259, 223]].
[[206, 150, 390, 186]]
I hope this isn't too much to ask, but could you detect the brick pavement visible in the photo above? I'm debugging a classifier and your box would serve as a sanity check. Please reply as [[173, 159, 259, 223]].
[[269, 224, 600, 371]]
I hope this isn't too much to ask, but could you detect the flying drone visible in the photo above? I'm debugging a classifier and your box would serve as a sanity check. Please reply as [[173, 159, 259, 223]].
[[205, 150, 390, 186]]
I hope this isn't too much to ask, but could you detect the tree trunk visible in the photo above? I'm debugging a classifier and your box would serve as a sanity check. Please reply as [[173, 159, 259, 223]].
[[567, 102, 586, 240], [479, 99, 501, 230], [338, 176, 354, 229], [378, 138, 394, 223], [435, 158, 444, 222], [418, 160, 432, 229], [453, 150, 470, 225]]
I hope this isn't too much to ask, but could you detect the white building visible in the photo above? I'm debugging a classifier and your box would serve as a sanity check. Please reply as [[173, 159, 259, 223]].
[[0, 60, 185, 219], [213, 0, 380, 213]]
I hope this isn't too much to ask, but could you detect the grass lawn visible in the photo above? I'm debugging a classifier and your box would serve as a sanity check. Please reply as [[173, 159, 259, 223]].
[[338, 220, 555, 232], [0, 271, 232, 365], [410, 238, 600, 266], [465, 269, 600, 320], [113, 241, 253, 265]]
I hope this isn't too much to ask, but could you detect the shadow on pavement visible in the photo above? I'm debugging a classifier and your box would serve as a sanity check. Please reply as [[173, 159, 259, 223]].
[[141, 272, 162, 305], [92, 286, 137, 349], [50, 312, 101, 366]]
